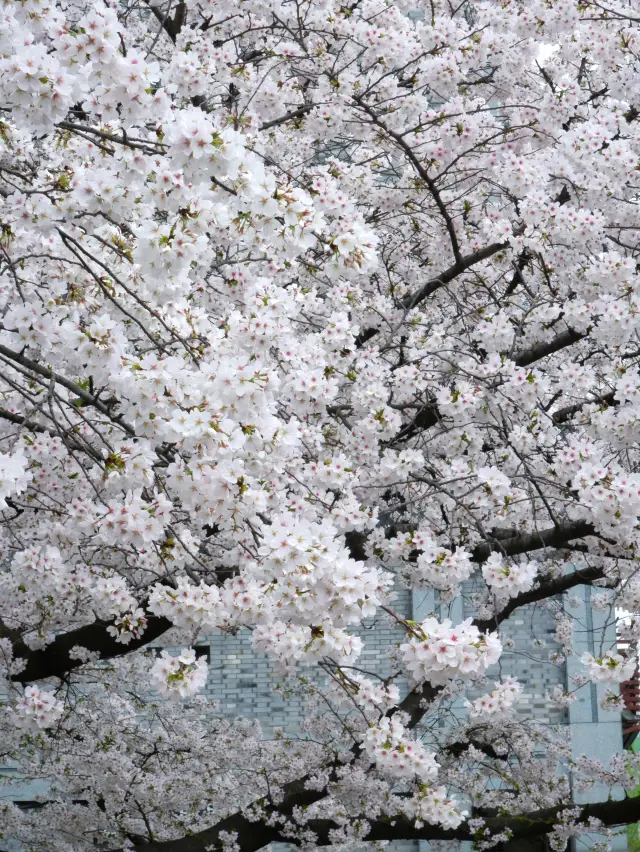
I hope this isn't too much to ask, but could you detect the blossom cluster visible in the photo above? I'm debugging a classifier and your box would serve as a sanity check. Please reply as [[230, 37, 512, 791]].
[[401, 618, 502, 686], [413, 540, 474, 593], [7, 686, 64, 730], [150, 649, 208, 699], [465, 678, 523, 719], [327, 673, 400, 717], [0, 448, 32, 511], [252, 621, 363, 671], [403, 787, 467, 831], [363, 717, 440, 782], [482, 554, 538, 599], [148, 516, 391, 669], [580, 651, 636, 684]]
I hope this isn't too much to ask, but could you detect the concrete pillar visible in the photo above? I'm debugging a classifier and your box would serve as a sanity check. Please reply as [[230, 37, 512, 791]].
[[566, 584, 627, 851]]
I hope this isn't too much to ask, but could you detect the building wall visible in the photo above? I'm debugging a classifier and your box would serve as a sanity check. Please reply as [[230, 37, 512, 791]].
[[199, 580, 571, 733], [460, 578, 569, 727], [199, 586, 413, 727]]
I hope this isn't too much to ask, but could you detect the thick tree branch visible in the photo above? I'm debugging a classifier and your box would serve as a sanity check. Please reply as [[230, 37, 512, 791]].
[[385, 401, 439, 443], [445, 739, 505, 760], [115, 767, 342, 852], [514, 327, 587, 368], [385, 329, 598, 445], [9, 521, 596, 686], [553, 391, 616, 424], [347, 520, 597, 573], [112, 791, 637, 851], [0, 406, 49, 434], [474, 562, 605, 633], [304, 795, 638, 847], [355, 242, 508, 347], [470, 520, 596, 563], [144, 1, 186, 43], [6, 615, 172, 684], [401, 241, 509, 310]]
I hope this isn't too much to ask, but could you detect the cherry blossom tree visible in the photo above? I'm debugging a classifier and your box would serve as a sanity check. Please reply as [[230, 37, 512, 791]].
[[2, 0, 640, 848]]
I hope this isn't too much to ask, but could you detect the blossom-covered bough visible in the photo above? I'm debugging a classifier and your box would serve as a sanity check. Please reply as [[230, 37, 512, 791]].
[[2, 0, 640, 848]]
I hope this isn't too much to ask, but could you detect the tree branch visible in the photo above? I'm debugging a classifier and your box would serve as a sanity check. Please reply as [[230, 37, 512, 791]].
[[355, 242, 508, 347], [0, 406, 103, 462], [513, 327, 587, 368], [553, 391, 616, 424], [385, 401, 439, 444], [12, 522, 597, 851], [8, 521, 596, 686], [402, 241, 508, 310], [353, 96, 463, 263], [259, 104, 314, 131], [470, 520, 596, 563], [0, 342, 136, 436], [384, 327, 596, 445], [474, 562, 605, 633], [303, 795, 639, 847], [396, 520, 599, 727], [144, 1, 186, 43], [7, 615, 172, 684], [108, 791, 637, 851]]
